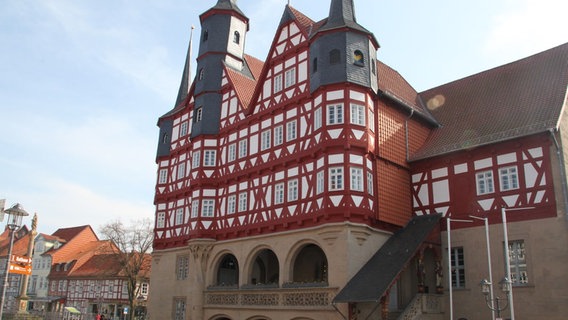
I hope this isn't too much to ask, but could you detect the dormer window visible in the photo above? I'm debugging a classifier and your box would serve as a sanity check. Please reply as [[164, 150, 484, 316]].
[[233, 31, 240, 44], [354, 50, 364, 66], [330, 49, 340, 65]]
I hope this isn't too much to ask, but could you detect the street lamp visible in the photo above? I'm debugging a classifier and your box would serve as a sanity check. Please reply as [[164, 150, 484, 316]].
[[480, 277, 512, 319], [0, 203, 29, 319]]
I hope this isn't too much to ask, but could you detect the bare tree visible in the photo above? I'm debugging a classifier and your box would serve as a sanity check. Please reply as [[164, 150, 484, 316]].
[[100, 218, 153, 320]]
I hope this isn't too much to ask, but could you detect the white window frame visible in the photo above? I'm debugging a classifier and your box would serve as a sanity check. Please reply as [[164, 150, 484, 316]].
[[350, 167, 364, 192], [500, 166, 519, 191], [228, 143, 236, 162], [177, 162, 186, 180], [329, 167, 344, 190], [285, 67, 296, 88], [316, 171, 324, 195], [367, 171, 374, 195], [238, 192, 248, 212], [508, 240, 528, 285], [274, 125, 283, 146], [287, 120, 297, 141], [275, 183, 285, 204], [261, 130, 271, 151], [350, 104, 366, 126], [238, 139, 248, 158], [314, 107, 322, 130], [191, 200, 199, 218], [158, 169, 168, 184], [288, 179, 299, 202], [192, 151, 201, 169], [195, 108, 203, 122], [175, 208, 184, 225], [156, 212, 165, 228], [476, 170, 494, 195], [204, 150, 216, 167], [227, 194, 236, 214], [327, 104, 344, 125], [201, 199, 215, 217], [451, 247, 466, 288], [273, 74, 283, 93], [180, 121, 188, 136], [174, 298, 186, 320], [176, 255, 189, 280]]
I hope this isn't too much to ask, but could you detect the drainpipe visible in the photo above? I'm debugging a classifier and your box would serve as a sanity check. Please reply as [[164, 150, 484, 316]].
[[405, 109, 415, 162], [549, 128, 568, 220]]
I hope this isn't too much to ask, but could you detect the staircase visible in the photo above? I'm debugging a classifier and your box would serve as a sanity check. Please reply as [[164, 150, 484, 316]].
[[396, 294, 445, 320]]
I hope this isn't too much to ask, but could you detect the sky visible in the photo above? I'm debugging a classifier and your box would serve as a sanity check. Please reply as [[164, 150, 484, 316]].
[[0, 0, 566, 236]]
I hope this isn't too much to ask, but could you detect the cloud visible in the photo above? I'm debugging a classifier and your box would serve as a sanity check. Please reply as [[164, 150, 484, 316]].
[[484, 0, 568, 60]]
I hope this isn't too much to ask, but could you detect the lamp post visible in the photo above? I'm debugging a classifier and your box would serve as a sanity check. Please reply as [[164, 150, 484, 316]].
[[0, 203, 29, 319], [480, 277, 512, 319]]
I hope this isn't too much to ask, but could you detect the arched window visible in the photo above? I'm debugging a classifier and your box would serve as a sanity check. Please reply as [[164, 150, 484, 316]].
[[162, 132, 169, 144], [216, 254, 239, 287], [292, 244, 328, 284], [198, 68, 205, 81], [203, 30, 209, 42], [313, 58, 318, 73], [329, 49, 341, 65], [233, 31, 240, 44], [250, 249, 279, 286], [354, 50, 364, 66]]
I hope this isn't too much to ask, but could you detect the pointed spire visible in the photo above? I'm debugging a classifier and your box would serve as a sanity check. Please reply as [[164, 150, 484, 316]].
[[328, 0, 357, 25], [174, 25, 195, 108]]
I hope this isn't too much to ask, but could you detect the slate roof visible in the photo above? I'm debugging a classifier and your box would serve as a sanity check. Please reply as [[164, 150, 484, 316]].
[[333, 214, 441, 303], [413, 42, 568, 161]]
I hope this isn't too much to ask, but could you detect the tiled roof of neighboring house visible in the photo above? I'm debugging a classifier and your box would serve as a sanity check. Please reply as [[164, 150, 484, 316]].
[[0, 227, 32, 257], [49, 240, 116, 278], [51, 225, 97, 243], [67, 252, 152, 279], [413, 42, 568, 161]]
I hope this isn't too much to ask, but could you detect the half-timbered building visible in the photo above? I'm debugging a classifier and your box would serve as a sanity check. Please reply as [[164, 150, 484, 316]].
[[149, 0, 568, 319]]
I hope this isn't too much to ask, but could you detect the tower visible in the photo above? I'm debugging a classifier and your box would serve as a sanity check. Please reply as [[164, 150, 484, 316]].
[[192, 0, 249, 137], [309, 0, 379, 93]]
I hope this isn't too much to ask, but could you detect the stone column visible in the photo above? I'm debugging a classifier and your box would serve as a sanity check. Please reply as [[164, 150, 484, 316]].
[[188, 239, 215, 320]]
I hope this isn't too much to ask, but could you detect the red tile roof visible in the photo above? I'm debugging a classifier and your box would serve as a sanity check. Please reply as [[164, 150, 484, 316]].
[[413, 42, 568, 160]]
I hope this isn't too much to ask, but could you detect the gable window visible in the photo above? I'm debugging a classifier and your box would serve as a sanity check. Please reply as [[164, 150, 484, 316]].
[[329, 167, 344, 190], [202, 199, 215, 217], [451, 247, 466, 288], [351, 167, 364, 192], [228, 143, 236, 162], [261, 130, 271, 151], [174, 298, 186, 320], [195, 108, 203, 122], [327, 104, 344, 125], [177, 162, 186, 180], [350, 104, 366, 126], [233, 31, 240, 44], [273, 74, 283, 93], [175, 208, 184, 225], [288, 179, 299, 201], [180, 121, 188, 136], [275, 183, 285, 204], [158, 169, 168, 184], [500, 166, 519, 191], [204, 150, 216, 167], [274, 125, 283, 146], [476, 170, 494, 195], [176, 255, 189, 280], [238, 139, 248, 158], [287, 120, 297, 141], [329, 49, 341, 65], [238, 192, 248, 212], [508, 240, 528, 285], [354, 50, 364, 66], [285, 68, 296, 88], [227, 195, 236, 214], [156, 212, 165, 228]]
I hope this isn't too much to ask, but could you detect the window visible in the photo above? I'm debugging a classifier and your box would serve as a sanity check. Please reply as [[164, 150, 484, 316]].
[[329, 167, 344, 190], [202, 200, 215, 217], [162, 132, 169, 144], [180, 121, 188, 136], [233, 31, 240, 44], [227, 195, 236, 214], [327, 104, 344, 125], [261, 130, 271, 151], [313, 58, 318, 73], [228, 143, 236, 162], [508, 240, 528, 285], [287, 120, 297, 141], [157, 212, 165, 228], [174, 298, 186, 320], [158, 169, 168, 184], [450, 247, 466, 288], [176, 256, 189, 280], [177, 162, 186, 180], [367, 172, 374, 195], [273, 74, 283, 93], [204, 150, 216, 167], [500, 166, 519, 191], [476, 170, 494, 195], [274, 125, 283, 146], [238, 139, 248, 158], [191, 200, 199, 218], [316, 171, 324, 195], [275, 183, 285, 204], [351, 167, 364, 191], [141, 283, 149, 295], [198, 68, 205, 81], [353, 50, 364, 66], [203, 30, 208, 42], [371, 58, 376, 75], [350, 104, 366, 126], [192, 151, 201, 169], [285, 68, 296, 88], [330, 49, 340, 65], [175, 208, 184, 225], [314, 107, 322, 130], [195, 108, 203, 122], [288, 179, 299, 201], [238, 192, 248, 212]]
